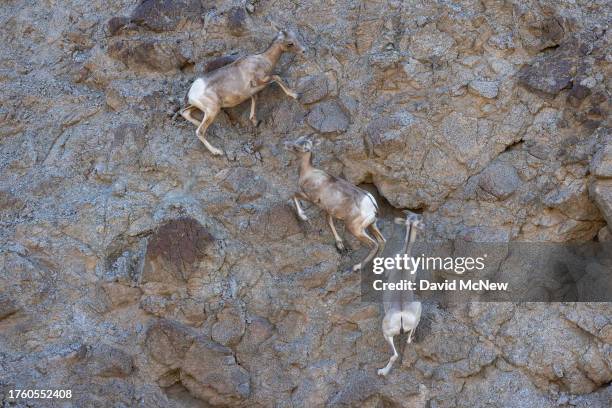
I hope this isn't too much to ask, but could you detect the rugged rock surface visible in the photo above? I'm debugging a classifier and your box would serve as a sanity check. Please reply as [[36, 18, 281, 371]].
[[0, 0, 610, 407]]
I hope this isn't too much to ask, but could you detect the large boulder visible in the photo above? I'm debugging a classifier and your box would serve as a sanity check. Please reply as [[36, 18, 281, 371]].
[[518, 41, 586, 95], [306, 100, 350, 134], [297, 74, 329, 104], [83, 344, 134, 378], [468, 80, 499, 99], [211, 304, 246, 346], [145, 319, 251, 405], [478, 162, 522, 200], [145, 319, 197, 367], [441, 112, 483, 165], [181, 340, 251, 405]]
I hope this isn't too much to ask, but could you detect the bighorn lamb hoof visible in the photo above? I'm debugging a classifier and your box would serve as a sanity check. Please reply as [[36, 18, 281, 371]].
[[377, 367, 390, 377]]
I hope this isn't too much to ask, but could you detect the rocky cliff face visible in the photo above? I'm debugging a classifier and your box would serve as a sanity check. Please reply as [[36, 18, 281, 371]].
[[1, 0, 611, 407]]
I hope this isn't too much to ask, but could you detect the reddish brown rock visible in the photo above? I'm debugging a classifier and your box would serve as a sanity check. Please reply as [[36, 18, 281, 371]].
[[142, 218, 215, 284]]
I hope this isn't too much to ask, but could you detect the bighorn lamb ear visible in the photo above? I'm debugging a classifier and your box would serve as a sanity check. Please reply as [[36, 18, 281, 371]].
[[312, 138, 322, 147]]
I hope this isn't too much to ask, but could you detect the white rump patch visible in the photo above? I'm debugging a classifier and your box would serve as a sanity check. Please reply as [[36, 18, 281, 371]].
[[188, 78, 207, 102], [365, 191, 378, 210], [360, 194, 378, 221]]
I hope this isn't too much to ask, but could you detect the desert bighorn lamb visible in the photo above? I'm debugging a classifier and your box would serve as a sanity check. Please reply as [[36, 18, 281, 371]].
[[378, 211, 424, 376], [181, 25, 305, 156], [284, 135, 386, 272]]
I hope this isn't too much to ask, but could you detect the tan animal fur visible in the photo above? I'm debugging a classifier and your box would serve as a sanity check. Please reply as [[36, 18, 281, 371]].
[[181, 26, 305, 155], [285, 135, 386, 272], [378, 211, 424, 376]]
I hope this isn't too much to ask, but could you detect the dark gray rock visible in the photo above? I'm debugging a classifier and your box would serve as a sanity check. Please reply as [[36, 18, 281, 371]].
[[107, 16, 131, 36], [297, 74, 329, 104], [306, 100, 349, 134], [85, 344, 134, 378], [130, 0, 206, 32], [326, 370, 380, 405], [518, 43, 584, 95], [226, 6, 248, 37], [519, 55, 573, 94], [216, 167, 268, 203], [247, 202, 302, 240], [108, 39, 188, 73], [478, 162, 522, 200], [591, 142, 612, 178], [568, 83, 592, 107], [365, 111, 415, 156], [204, 55, 240, 73]]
